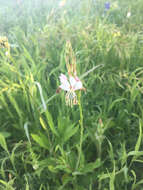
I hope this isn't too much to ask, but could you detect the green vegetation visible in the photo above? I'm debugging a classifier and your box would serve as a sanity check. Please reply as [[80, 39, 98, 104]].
[[0, 0, 143, 189]]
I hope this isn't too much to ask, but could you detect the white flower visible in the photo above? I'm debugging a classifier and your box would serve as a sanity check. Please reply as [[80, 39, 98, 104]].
[[59, 74, 83, 106], [59, 0, 66, 7], [59, 74, 83, 92], [127, 12, 131, 18], [5, 51, 9, 56]]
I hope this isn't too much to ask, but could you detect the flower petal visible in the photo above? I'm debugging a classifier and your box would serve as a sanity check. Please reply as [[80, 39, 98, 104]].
[[69, 76, 76, 88], [59, 74, 68, 84], [74, 80, 83, 90], [75, 76, 80, 81], [59, 82, 70, 91], [59, 74, 70, 91]]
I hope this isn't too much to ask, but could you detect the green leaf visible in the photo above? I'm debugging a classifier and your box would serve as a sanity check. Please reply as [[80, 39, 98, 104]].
[[63, 125, 79, 143], [80, 159, 102, 174], [31, 133, 49, 150], [131, 170, 136, 190], [109, 161, 115, 190], [108, 98, 126, 112], [0, 133, 9, 153], [127, 151, 143, 157], [24, 122, 31, 144], [45, 110, 58, 137], [135, 119, 142, 152], [57, 117, 78, 144], [35, 82, 47, 111], [133, 179, 143, 190], [0, 132, 11, 138], [22, 45, 35, 65], [130, 120, 143, 165]]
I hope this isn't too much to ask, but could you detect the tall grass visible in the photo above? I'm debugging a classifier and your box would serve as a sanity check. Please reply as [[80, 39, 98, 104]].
[[0, 0, 143, 189]]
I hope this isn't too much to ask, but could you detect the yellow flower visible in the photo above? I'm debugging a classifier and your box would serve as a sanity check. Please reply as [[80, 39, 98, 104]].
[[112, 31, 121, 37], [111, 1, 118, 9], [0, 36, 8, 48], [0, 36, 10, 55]]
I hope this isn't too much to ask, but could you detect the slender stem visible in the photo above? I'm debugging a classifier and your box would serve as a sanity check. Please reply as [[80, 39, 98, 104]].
[[76, 91, 84, 170]]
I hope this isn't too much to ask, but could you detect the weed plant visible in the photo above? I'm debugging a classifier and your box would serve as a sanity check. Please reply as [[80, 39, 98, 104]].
[[0, 0, 143, 189]]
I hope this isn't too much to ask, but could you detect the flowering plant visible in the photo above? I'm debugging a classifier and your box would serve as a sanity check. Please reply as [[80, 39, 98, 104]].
[[58, 41, 85, 106], [0, 36, 10, 56], [104, 2, 110, 11], [59, 73, 84, 106]]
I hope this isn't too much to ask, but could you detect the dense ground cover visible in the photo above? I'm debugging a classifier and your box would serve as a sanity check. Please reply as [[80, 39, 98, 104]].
[[0, 0, 143, 189]]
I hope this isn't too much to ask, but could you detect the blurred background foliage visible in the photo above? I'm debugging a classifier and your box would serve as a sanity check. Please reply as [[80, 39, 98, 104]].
[[0, 0, 143, 189]]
